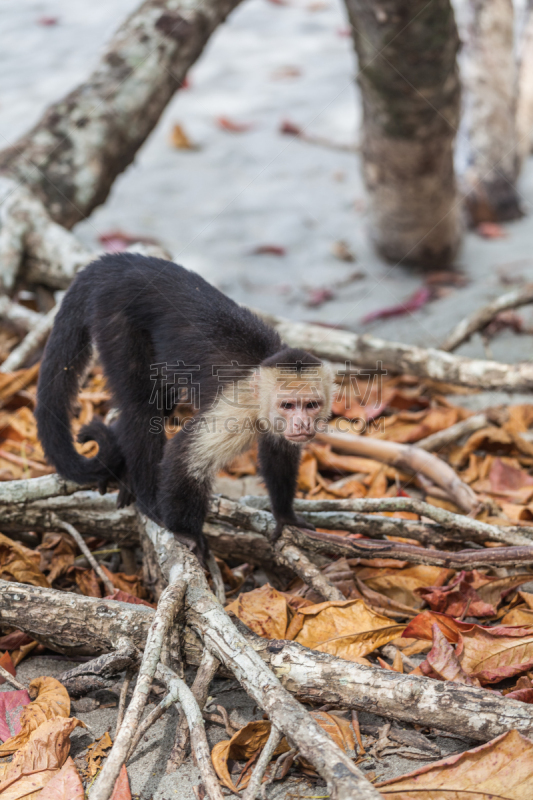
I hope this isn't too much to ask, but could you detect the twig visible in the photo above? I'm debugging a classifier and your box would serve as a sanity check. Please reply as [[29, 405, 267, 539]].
[[352, 710, 366, 754], [126, 676, 180, 761], [115, 666, 136, 738], [90, 582, 186, 800], [416, 413, 487, 451], [315, 429, 478, 513], [0, 663, 26, 691], [241, 724, 283, 800], [261, 748, 297, 799], [50, 513, 115, 595], [59, 639, 138, 698], [276, 538, 345, 601], [206, 552, 226, 604], [440, 283, 533, 352], [167, 648, 220, 772], [157, 662, 225, 800]]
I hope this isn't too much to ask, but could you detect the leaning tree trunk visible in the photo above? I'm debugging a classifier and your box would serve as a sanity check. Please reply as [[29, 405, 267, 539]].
[[516, 0, 533, 172], [344, 0, 462, 268], [0, 0, 243, 295], [458, 0, 522, 223]]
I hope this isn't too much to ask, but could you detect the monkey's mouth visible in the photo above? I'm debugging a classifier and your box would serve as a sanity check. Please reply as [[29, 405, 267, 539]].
[[285, 432, 314, 443]]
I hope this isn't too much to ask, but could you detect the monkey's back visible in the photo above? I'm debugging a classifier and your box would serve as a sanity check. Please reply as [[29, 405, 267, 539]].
[[78, 252, 282, 373]]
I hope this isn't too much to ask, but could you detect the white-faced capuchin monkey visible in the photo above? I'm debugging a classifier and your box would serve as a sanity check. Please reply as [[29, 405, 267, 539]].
[[36, 253, 334, 564]]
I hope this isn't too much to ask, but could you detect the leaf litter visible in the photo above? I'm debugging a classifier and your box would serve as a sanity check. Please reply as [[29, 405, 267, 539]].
[[3, 349, 533, 791]]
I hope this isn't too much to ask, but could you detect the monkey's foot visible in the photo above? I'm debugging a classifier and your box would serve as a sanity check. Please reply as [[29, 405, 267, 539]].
[[270, 515, 316, 543]]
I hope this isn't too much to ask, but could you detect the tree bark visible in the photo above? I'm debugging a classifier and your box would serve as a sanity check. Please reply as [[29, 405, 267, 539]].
[[459, 0, 522, 223], [3, 580, 533, 744], [516, 0, 533, 171], [0, 0, 243, 231], [343, 0, 462, 267]]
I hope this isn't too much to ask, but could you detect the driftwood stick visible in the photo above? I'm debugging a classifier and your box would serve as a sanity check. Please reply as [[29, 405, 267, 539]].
[[416, 413, 487, 451], [0, 296, 42, 333], [157, 663, 225, 800], [276, 538, 344, 601], [440, 283, 533, 352], [241, 724, 283, 800], [59, 639, 138, 698], [3, 580, 533, 743], [285, 526, 533, 569], [258, 309, 533, 393], [243, 495, 533, 548], [115, 667, 136, 738], [90, 582, 186, 800], [167, 648, 220, 772], [316, 429, 478, 513], [0, 663, 26, 691], [50, 514, 115, 595], [140, 516, 381, 800]]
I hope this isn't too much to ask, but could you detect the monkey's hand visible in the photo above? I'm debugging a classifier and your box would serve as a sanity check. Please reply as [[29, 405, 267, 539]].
[[270, 515, 316, 544]]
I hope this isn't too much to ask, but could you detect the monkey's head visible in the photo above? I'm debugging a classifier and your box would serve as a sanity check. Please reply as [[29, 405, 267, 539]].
[[257, 348, 334, 444]]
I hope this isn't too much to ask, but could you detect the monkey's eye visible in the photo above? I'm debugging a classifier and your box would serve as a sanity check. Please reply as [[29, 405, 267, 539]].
[[306, 401, 320, 410], [280, 401, 295, 410]]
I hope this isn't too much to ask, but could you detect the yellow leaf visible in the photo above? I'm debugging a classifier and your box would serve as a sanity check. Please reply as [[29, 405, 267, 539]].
[[378, 730, 533, 798], [225, 584, 289, 639], [0, 677, 70, 755], [364, 565, 452, 610], [286, 599, 405, 661], [169, 123, 195, 149]]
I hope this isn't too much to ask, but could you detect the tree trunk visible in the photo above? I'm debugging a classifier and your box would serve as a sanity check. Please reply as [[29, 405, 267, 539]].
[[516, 0, 533, 172], [344, 0, 462, 267], [0, 0, 243, 231], [459, 0, 522, 223]]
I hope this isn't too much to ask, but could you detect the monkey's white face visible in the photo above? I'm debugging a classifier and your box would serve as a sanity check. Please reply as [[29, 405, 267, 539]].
[[270, 393, 327, 443]]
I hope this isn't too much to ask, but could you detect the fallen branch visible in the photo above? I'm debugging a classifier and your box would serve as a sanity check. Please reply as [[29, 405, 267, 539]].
[[0, 300, 62, 374], [258, 310, 533, 392], [315, 429, 478, 513], [167, 648, 221, 772], [115, 667, 135, 738], [285, 525, 533, 569], [0, 296, 42, 333], [156, 662, 224, 800], [51, 514, 115, 595], [4, 580, 533, 742], [59, 640, 139, 697], [440, 284, 533, 352], [140, 515, 381, 799], [416, 413, 488, 451], [0, 663, 26, 692], [90, 582, 186, 800], [275, 538, 344, 601]]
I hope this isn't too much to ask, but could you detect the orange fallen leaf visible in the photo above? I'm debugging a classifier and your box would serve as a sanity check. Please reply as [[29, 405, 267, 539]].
[[0, 532, 50, 588], [169, 123, 195, 149], [364, 565, 453, 610], [216, 116, 254, 133], [211, 720, 289, 792], [378, 729, 533, 798], [0, 717, 84, 800], [85, 731, 113, 778], [0, 677, 70, 755], [286, 598, 404, 661], [0, 650, 16, 684], [37, 757, 84, 800], [225, 584, 289, 639]]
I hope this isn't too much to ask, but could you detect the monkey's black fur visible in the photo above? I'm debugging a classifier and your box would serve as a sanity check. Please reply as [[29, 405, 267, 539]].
[[36, 253, 321, 561]]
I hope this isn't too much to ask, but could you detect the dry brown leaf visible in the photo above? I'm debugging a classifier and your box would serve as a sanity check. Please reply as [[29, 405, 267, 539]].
[[0, 532, 50, 587], [502, 607, 533, 626], [0, 717, 83, 800], [297, 450, 317, 491], [225, 584, 288, 639], [0, 364, 40, 405], [286, 598, 405, 661], [211, 720, 290, 792], [169, 123, 195, 149], [85, 731, 113, 778], [378, 729, 533, 798], [101, 565, 147, 599], [0, 677, 70, 755], [37, 757, 84, 800], [364, 565, 453, 610], [74, 568, 102, 597], [422, 624, 480, 686], [110, 764, 132, 800]]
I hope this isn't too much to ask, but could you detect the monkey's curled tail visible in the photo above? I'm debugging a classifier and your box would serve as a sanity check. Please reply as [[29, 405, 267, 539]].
[[35, 281, 124, 489]]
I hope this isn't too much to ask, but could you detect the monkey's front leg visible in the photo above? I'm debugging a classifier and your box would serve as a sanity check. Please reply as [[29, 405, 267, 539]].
[[257, 434, 316, 543]]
